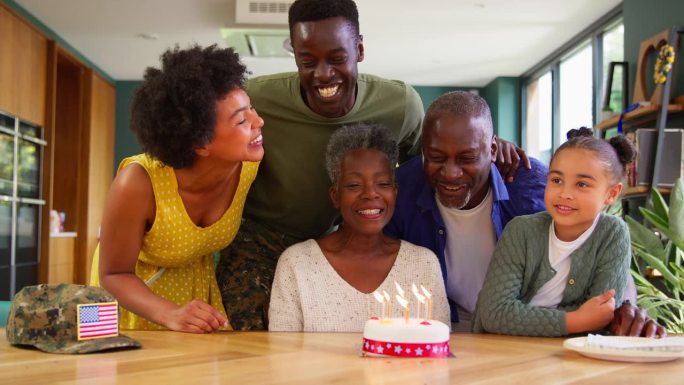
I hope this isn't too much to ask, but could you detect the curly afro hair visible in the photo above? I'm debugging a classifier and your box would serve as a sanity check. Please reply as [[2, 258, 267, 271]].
[[130, 44, 247, 168], [288, 0, 359, 40]]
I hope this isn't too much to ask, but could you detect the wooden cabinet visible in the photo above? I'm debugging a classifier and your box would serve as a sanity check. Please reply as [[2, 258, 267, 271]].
[[0, 5, 47, 126], [78, 72, 115, 282], [1, 3, 116, 290], [42, 53, 116, 285], [47, 234, 75, 284]]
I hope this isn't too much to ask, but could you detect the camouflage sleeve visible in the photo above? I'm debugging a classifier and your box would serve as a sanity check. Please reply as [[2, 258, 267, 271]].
[[267, 248, 304, 331]]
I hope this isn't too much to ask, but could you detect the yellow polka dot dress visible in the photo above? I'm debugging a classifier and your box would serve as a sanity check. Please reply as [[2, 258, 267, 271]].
[[90, 154, 259, 330]]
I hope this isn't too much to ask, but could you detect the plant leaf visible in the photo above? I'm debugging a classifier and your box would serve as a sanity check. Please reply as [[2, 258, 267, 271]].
[[633, 249, 679, 289], [652, 226, 684, 254], [649, 187, 669, 221], [630, 269, 656, 289], [626, 215, 666, 261], [669, 179, 684, 241], [640, 207, 669, 229], [635, 296, 660, 320]]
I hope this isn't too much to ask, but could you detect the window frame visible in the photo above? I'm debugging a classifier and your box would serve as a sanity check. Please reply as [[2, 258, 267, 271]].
[[521, 5, 623, 154]]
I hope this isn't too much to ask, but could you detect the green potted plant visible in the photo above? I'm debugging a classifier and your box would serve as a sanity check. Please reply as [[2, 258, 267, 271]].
[[626, 178, 684, 333]]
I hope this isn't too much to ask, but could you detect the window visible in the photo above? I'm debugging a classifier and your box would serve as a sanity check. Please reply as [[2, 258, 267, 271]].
[[559, 42, 593, 145], [525, 72, 553, 164], [601, 22, 625, 115], [522, 8, 622, 160]]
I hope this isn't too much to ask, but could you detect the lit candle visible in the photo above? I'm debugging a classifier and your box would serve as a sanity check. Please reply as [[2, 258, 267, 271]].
[[421, 285, 433, 320], [383, 290, 391, 318], [396, 294, 410, 324], [412, 284, 426, 319], [394, 281, 405, 298], [372, 291, 385, 319]]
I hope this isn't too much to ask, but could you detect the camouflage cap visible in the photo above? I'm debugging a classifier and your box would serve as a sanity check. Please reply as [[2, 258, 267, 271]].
[[6, 284, 141, 354]]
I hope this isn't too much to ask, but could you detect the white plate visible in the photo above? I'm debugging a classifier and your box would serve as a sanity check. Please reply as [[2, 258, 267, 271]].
[[563, 337, 684, 363]]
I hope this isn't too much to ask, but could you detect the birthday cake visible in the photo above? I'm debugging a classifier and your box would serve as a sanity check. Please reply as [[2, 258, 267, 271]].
[[361, 318, 450, 358]]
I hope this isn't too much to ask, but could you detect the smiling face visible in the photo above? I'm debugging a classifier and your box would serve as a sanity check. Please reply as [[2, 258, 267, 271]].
[[200, 87, 264, 163], [422, 112, 496, 210], [544, 148, 622, 241], [330, 149, 397, 236], [291, 16, 364, 118]]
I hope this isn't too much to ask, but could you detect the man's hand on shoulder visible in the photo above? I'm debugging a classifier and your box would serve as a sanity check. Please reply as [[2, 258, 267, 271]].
[[494, 137, 531, 183]]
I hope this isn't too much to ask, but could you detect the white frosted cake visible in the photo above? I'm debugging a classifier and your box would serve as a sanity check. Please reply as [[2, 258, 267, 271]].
[[361, 317, 450, 358]]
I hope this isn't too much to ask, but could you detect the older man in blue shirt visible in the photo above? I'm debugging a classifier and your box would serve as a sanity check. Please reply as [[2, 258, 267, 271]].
[[386, 91, 660, 336], [385, 91, 546, 330]]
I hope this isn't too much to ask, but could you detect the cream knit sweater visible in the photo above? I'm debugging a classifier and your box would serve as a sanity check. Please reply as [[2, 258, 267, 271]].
[[269, 240, 450, 332]]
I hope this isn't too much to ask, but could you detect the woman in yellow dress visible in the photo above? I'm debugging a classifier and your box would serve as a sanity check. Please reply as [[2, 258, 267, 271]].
[[90, 45, 264, 332]]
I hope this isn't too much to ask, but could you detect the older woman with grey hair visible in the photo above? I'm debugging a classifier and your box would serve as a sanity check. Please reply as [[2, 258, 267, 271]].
[[268, 123, 449, 332]]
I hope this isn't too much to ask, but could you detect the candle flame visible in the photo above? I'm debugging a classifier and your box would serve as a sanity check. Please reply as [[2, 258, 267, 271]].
[[373, 291, 384, 303], [411, 283, 425, 302], [383, 290, 391, 302], [394, 281, 405, 298], [420, 285, 432, 299], [395, 294, 408, 309]]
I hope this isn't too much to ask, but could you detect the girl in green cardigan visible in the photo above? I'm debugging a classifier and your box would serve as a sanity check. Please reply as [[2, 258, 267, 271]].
[[473, 128, 636, 336]]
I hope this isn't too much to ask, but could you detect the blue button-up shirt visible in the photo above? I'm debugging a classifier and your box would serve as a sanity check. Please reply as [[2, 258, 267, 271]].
[[385, 155, 548, 322]]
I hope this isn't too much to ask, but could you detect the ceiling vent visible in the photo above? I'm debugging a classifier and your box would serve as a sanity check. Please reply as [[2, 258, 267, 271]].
[[235, 0, 292, 25], [222, 28, 292, 58]]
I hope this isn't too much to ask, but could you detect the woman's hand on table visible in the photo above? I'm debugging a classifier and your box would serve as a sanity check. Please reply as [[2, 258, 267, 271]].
[[163, 299, 229, 333]]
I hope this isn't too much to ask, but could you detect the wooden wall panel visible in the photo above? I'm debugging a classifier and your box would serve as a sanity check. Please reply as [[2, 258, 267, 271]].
[[76, 71, 115, 282], [0, 4, 116, 285], [47, 236, 75, 284], [0, 5, 47, 125], [51, 55, 84, 233]]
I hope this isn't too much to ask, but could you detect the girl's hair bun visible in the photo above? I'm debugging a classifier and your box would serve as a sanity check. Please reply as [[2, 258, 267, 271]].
[[608, 135, 637, 167], [566, 126, 594, 140]]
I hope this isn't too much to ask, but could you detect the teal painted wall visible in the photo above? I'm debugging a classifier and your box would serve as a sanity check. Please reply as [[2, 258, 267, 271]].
[[482, 77, 521, 144], [623, 0, 684, 102], [114, 81, 144, 174], [413, 86, 480, 111]]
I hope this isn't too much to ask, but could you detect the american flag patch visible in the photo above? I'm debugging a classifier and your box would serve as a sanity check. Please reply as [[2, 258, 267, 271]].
[[77, 302, 119, 340]]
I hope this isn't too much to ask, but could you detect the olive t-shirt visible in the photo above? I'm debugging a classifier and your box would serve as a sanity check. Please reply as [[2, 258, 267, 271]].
[[244, 72, 424, 240]]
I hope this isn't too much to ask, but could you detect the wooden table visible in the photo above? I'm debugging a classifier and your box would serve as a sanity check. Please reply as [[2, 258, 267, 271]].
[[1, 330, 682, 384]]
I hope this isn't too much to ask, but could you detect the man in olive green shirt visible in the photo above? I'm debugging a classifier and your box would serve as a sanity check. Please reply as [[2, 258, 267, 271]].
[[217, 0, 528, 330], [216, 0, 424, 330]]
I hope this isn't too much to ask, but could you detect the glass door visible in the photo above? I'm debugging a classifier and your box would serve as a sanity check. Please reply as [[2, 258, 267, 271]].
[[0, 111, 45, 300], [17, 121, 44, 199], [0, 200, 10, 300], [0, 114, 14, 197]]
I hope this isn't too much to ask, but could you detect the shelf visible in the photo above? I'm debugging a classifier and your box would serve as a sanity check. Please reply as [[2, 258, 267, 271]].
[[595, 103, 684, 130], [623, 185, 671, 198]]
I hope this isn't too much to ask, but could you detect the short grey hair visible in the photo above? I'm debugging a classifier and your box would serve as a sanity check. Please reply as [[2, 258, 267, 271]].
[[325, 122, 399, 185], [424, 91, 493, 138]]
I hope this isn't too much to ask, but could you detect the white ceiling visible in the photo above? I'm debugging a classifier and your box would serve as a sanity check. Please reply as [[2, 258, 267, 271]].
[[14, 0, 621, 86]]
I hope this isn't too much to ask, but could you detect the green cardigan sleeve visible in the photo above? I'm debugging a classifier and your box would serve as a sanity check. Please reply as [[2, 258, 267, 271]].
[[472, 216, 567, 336], [473, 213, 632, 337], [567, 214, 631, 306]]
